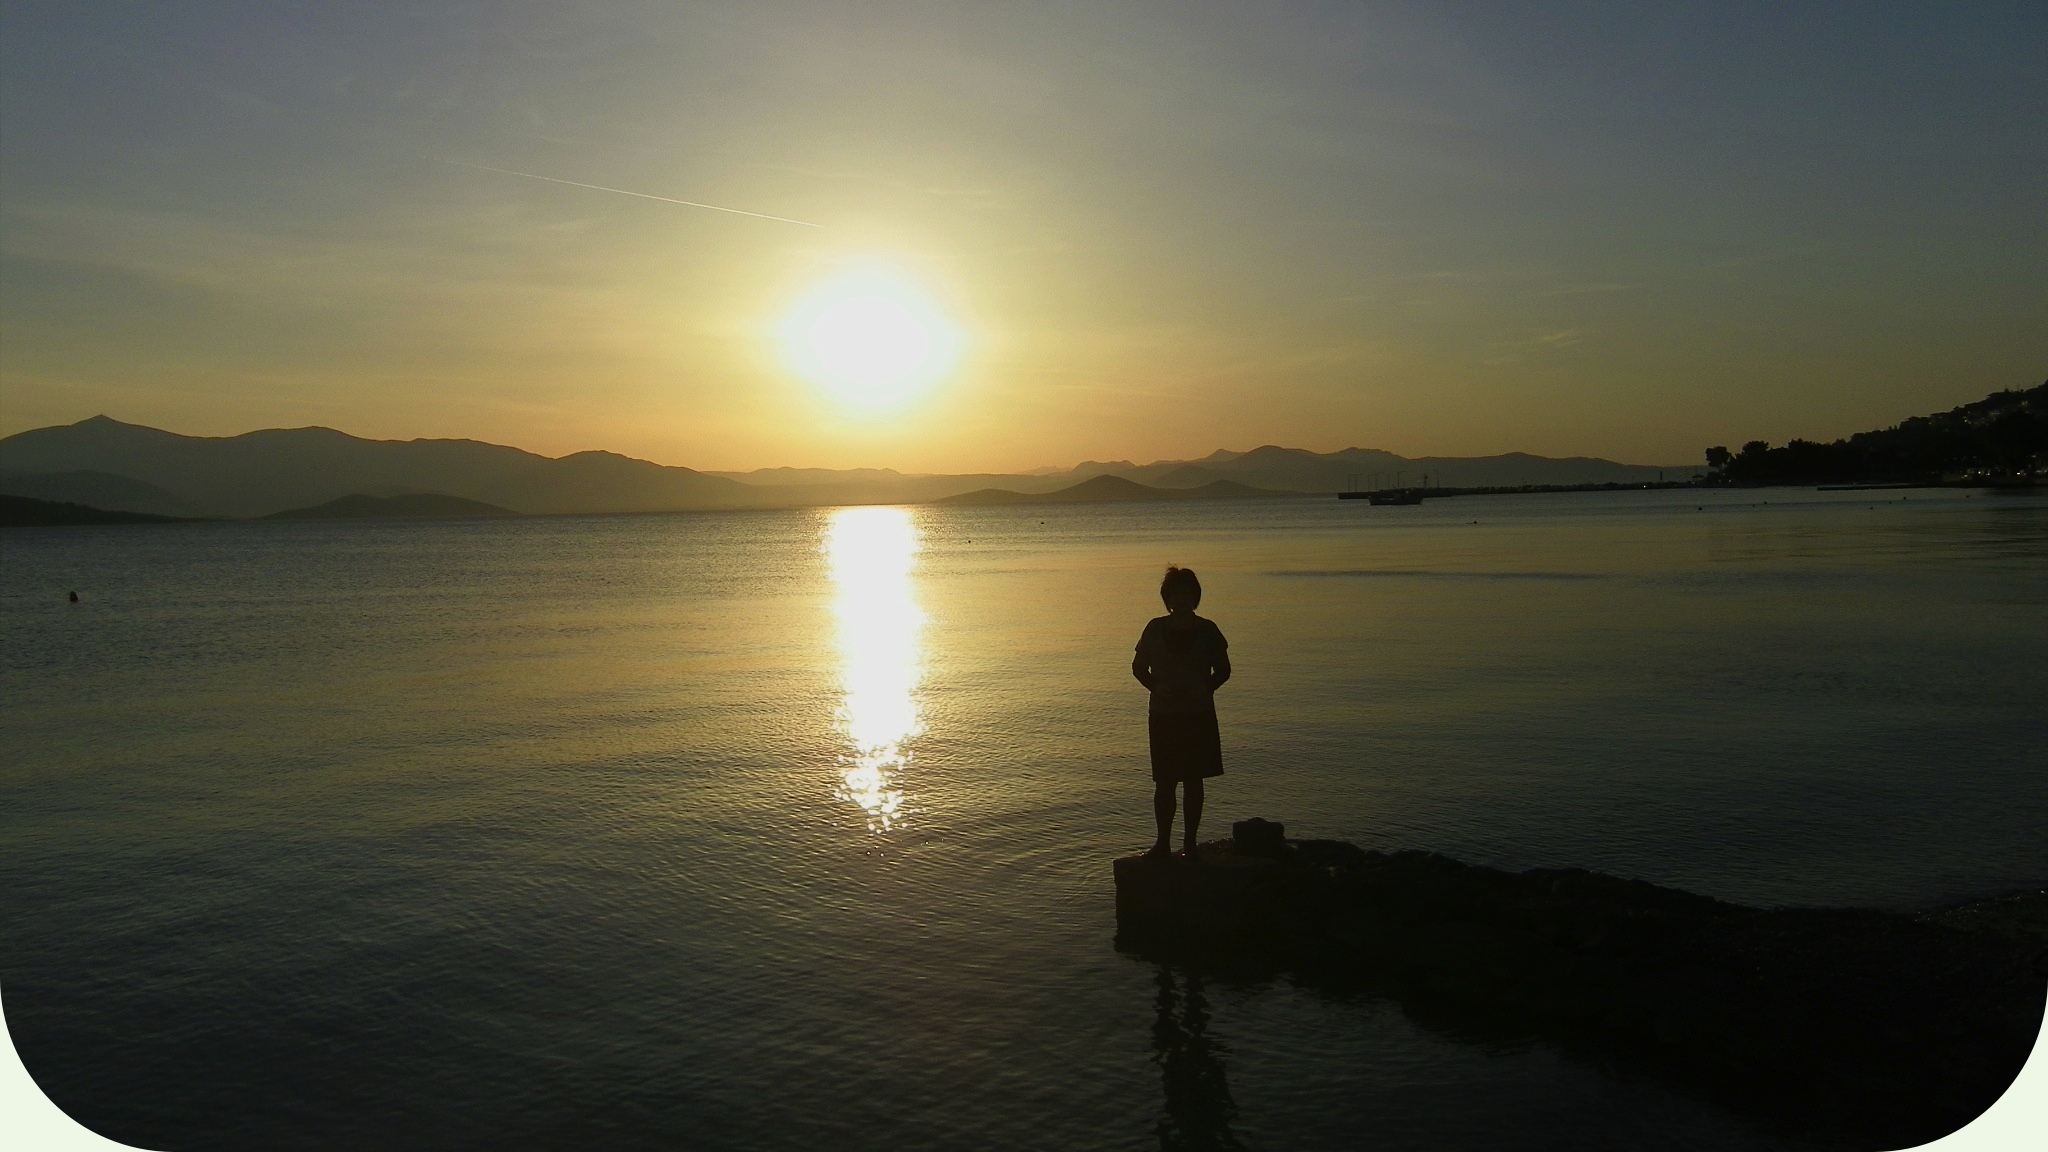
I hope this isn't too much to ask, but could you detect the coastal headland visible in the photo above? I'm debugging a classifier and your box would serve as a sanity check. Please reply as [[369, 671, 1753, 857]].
[[1115, 830, 2047, 1149]]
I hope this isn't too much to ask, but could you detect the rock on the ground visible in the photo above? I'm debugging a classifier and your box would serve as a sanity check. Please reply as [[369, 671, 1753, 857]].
[[1113, 835, 2047, 1148]]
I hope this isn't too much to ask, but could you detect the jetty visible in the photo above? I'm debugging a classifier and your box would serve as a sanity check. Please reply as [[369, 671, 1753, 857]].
[[1114, 821, 2047, 1148], [1335, 488, 1425, 505]]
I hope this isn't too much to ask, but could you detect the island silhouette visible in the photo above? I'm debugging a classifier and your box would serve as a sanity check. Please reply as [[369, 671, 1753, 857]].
[[3, 379, 2038, 524], [0, 415, 1688, 519], [264, 493, 519, 520], [939, 473, 1291, 505]]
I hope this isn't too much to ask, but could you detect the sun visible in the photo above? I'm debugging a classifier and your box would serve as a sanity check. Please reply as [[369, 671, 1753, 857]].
[[777, 264, 964, 409]]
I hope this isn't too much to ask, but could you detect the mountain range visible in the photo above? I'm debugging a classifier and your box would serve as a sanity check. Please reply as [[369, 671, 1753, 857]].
[[266, 493, 520, 520], [0, 416, 1691, 519], [707, 447, 1691, 505], [937, 474, 1290, 505]]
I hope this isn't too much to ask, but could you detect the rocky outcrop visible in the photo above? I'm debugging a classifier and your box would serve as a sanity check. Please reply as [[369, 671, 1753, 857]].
[[1114, 829, 2047, 1148]]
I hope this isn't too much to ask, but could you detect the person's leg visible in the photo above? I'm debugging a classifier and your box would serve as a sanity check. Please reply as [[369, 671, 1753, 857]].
[[1182, 777, 1204, 850], [1152, 780, 1176, 852]]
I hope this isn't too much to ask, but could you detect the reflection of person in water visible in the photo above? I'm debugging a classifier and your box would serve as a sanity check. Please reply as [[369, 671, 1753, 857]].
[[1132, 566, 1230, 859], [1151, 964, 1244, 1152]]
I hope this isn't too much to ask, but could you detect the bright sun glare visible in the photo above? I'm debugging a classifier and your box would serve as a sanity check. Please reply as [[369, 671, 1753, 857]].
[[778, 265, 964, 409]]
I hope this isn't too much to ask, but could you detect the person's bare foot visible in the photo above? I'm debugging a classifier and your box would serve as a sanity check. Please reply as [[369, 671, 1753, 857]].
[[1144, 842, 1171, 860]]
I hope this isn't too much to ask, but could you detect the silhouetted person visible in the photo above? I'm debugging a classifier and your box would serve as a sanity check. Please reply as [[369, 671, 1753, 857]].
[[1133, 566, 1230, 859]]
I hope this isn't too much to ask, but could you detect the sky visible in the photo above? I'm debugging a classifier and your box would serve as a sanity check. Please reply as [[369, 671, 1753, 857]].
[[2, 1, 2043, 472]]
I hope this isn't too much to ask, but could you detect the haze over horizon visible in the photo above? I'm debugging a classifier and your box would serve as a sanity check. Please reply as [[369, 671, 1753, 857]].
[[4, 3, 2043, 473]]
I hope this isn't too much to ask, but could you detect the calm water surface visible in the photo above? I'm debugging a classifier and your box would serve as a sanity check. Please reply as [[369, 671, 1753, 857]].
[[4, 489, 2045, 1150]]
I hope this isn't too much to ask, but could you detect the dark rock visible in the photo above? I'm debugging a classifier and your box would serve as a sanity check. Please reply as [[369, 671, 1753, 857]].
[[1111, 833, 2048, 1148], [1112, 844, 1288, 937], [1230, 818, 1286, 857]]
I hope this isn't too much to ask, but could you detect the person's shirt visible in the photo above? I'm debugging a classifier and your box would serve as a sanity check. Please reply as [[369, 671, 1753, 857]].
[[1134, 615, 1230, 716]]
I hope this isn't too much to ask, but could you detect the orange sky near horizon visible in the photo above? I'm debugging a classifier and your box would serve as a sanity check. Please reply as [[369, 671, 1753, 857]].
[[3, 4, 2042, 474]]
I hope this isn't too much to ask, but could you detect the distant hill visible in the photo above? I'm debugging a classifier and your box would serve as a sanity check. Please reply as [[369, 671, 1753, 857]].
[[0, 469, 202, 516], [0, 417, 761, 518], [266, 493, 520, 520], [705, 465, 911, 487], [0, 414, 1696, 517], [693, 472, 1078, 506], [938, 473, 1294, 506], [738, 445, 1692, 501], [935, 487, 1035, 506], [1, 493, 189, 527], [1710, 380, 2047, 485], [1107, 444, 1694, 493], [1153, 464, 1227, 488]]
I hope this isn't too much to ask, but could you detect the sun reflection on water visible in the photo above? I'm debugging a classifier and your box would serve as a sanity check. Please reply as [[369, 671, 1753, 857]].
[[824, 506, 925, 832]]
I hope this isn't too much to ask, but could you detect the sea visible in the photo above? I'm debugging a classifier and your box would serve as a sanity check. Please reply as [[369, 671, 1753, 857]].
[[3, 487, 2045, 1151]]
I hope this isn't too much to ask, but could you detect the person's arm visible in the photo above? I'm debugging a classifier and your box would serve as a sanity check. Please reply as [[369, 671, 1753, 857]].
[[1133, 623, 1158, 690], [1207, 627, 1231, 691]]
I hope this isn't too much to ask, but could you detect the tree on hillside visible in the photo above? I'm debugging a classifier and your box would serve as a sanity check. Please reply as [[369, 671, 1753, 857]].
[[1709, 381, 2047, 485]]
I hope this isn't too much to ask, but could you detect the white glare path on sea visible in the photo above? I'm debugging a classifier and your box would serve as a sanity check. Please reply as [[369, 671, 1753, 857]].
[[825, 506, 925, 832]]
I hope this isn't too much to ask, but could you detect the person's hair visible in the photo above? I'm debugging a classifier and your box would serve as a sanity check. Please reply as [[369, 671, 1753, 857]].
[[1159, 566, 1201, 605]]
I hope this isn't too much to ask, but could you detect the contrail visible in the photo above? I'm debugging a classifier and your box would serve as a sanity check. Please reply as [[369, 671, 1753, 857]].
[[448, 160, 822, 228]]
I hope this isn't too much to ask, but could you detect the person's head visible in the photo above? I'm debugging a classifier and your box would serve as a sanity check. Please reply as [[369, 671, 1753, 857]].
[[1160, 566, 1201, 613]]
